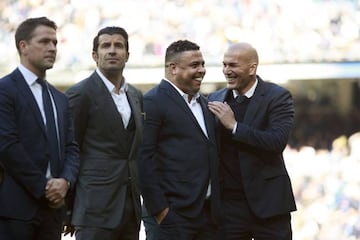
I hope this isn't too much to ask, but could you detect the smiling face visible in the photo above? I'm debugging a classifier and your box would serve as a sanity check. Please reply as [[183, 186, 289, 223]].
[[222, 43, 258, 95], [92, 33, 129, 77], [169, 50, 206, 96], [19, 25, 57, 78]]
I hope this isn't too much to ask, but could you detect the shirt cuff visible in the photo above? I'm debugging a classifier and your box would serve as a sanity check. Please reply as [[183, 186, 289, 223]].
[[232, 122, 237, 134]]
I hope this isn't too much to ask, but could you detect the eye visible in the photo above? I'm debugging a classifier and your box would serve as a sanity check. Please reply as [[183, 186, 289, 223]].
[[114, 43, 125, 49], [100, 43, 110, 48]]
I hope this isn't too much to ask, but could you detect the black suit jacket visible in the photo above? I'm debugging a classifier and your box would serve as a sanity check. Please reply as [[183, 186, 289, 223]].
[[138, 80, 220, 221], [65, 71, 143, 228], [0, 68, 79, 220], [208, 76, 296, 218]]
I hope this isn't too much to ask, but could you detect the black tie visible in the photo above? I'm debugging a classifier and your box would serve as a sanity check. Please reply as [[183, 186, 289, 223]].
[[37, 78, 59, 174]]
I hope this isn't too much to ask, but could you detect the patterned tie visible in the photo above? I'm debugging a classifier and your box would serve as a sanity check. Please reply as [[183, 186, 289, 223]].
[[37, 78, 59, 174]]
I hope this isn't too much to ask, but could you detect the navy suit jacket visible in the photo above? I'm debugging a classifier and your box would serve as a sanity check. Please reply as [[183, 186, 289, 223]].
[[0, 68, 79, 220], [208, 76, 296, 218], [138, 80, 220, 221]]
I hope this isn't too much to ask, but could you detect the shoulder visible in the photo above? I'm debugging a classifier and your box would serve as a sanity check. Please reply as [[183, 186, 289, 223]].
[[0, 69, 19, 87], [143, 83, 162, 99], [127, 83, 143, 98], [266, 82, 290, 97], [0, 70, 23, 97], [0, 75, 13, 88], [208, 88, 228, 101], [258, 77, 291, 97], [65, 73, 97, 96]]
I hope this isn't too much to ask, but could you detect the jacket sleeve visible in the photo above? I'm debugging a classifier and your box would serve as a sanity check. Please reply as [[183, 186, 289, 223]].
[[233, 88, 294, 153]]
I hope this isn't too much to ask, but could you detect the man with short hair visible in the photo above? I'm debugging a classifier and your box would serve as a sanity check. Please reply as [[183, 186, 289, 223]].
[[66, 26, 143, 240], [0, 16, 79, 240], [139, 40, 220, 240]]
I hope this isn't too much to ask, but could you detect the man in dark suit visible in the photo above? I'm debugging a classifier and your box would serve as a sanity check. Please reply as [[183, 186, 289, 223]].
[[138, 40, 220, 240], [208, 42, 297, 240], [65, 26, 143, 240], [0, 17, 79, 240]]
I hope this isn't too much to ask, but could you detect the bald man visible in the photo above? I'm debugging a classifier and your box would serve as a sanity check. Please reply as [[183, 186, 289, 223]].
[[208, 43, 296, 240]]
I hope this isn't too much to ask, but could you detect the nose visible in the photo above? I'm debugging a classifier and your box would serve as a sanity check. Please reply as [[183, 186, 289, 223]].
[[199, 65, 206, 74], [223, 65, 231, 75], [108, 45, 117, 54], [49, 41, 57, 51]]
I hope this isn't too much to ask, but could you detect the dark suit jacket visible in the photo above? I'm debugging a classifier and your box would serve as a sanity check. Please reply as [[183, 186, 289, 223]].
[[138, 80, 220, 221], [0, 68, 79, 220], [65, 71, 143, 228], [208, 76, 296, 218]]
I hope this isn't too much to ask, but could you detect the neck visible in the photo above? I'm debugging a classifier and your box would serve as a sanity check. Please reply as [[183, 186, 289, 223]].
[[103, 72, 124, 93], [187, 94, 193, 103]]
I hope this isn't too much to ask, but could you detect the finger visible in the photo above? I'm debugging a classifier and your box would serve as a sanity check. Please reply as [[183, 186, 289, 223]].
[[45, 179, 54, 190]]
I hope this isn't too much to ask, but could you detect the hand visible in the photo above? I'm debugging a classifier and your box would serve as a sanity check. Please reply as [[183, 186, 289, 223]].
[[45, 178, 69, 206], [155, 207, 169, 224], [48, 198, 65, 209], [208, 101, 237, 130]]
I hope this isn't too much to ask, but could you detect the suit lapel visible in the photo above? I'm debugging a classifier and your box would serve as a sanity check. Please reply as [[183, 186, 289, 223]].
[[126, 86, 142, 158], [198, 96, 216, 142], [14, 69, 47, 135], [243, 78, 265, 124], [91, 73, 125, 129], [161, 80, 193, 116], [160, 80, 210, 139]]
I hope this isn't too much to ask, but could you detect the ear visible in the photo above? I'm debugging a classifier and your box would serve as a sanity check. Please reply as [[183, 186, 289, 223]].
[[19, 40, 27, 55], [92, 51, 98, 64], [249, 63, 257, 75], [125, 52, 130, 63], [169, 63, 177, 75]]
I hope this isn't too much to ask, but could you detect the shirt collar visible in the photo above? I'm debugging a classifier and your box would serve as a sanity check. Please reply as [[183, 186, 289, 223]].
[[96, 68, 128, 93], [232, 77, 258, 99], [164, 78, 200, 102], [18, 64, 40, 86]]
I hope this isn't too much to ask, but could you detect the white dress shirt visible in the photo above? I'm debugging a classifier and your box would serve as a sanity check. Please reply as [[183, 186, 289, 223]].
[[96, 68, 131, 128]]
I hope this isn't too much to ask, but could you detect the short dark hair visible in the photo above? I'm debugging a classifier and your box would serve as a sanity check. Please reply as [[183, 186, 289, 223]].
[[92, 26, 129, 52], [165, 40, 200, 64], [15, 17, 57, 54]]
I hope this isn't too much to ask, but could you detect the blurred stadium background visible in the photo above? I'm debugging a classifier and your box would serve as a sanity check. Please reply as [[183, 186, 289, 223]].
[[1, 0, 360, 239]]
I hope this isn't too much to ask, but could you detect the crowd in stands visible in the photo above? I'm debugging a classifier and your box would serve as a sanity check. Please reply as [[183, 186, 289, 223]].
[[285, 132, 360, 240], [1, 0, 360, 72], [290, 98, 360, 150]]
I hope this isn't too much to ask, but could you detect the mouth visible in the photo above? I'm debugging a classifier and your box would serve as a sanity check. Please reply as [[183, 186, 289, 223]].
[[106, 58, 119, 61], [226, 77, 236, 83], [45, 56, 56, 62], [194, 74, 204, 82]]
